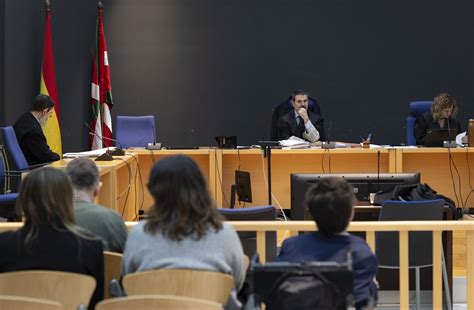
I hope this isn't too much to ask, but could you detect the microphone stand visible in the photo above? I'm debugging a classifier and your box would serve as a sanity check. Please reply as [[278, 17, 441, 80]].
[[258, 141, 279, 206], [85, 122, 126, 158], [443, 117, 457, 148]]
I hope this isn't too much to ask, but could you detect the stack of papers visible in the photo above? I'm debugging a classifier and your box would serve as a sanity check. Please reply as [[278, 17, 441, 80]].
[[279, 136, 310, 148], [63, 147, 111, 158]]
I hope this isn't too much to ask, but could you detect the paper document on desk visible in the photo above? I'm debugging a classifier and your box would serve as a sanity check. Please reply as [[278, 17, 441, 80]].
[[279, 136, 310, 148], [456, 132, 466, 146], [63, 147, 111, 158]]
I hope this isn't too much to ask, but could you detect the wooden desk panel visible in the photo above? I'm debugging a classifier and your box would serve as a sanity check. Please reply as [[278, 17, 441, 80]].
[[128, 148, 215, 212], [217, 148, 393, 209], [400, 148, 474, 209], [49, 155, 137, 221]]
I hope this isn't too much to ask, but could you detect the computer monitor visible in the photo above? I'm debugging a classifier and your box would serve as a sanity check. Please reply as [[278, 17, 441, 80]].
[[290, 173, 420, 220], [230, 170, 252, 208]]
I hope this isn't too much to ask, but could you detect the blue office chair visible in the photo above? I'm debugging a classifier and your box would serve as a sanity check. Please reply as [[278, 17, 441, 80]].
[[115, 115, 156, 149], [376, 199, 451, 310], [218, 206, 277, 261], [1, 126, 29, 173], [270, 96, 324, 141], [0, 146, 19, 220], [0, 126, 33, 192], [407, 101, 432, 145]]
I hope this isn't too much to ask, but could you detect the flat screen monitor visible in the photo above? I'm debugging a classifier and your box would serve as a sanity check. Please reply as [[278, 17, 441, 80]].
[[290, 173, 420, 220], [230, 170, 252, 208]]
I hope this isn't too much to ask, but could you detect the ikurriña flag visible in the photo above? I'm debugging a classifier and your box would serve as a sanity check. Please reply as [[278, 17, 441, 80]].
[[90, 1, 114, 150], [40, 0, 62, 156]]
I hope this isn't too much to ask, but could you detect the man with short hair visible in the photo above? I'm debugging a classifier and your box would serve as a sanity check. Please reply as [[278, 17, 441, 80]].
[[13, 94, 60, 165], [278, 177, 378, 308], [66, 157, 128, 253], [277, 89, 324, 142]]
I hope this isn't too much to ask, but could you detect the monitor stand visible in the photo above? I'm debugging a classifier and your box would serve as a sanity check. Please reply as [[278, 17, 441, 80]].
[[230, 184, 237, 209]]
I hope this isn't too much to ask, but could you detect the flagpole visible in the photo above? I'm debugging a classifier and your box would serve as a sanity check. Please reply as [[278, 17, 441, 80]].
[[98, 1, 104, 147]]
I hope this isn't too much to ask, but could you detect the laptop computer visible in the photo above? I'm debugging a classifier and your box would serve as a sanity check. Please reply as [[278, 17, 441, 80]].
[[424, 129, 457, 147]]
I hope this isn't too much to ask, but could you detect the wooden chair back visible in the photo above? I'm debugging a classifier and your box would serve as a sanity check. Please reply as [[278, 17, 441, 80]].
[[96, 294, 221, 310], [103, 251, 123, 299], [0, 295, 63, 310], [123, 269, 233, 304], [0, 270, 95, 310]]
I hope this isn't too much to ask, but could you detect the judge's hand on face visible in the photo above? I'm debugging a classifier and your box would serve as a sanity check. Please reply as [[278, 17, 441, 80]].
[[297, 107, 309, 123]]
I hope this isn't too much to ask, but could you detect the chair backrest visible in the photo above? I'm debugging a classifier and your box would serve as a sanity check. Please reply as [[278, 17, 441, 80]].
[[122, 269, 234, 304], [0, 146, 20, 219], [375, 199, 444, 268], [406, 101, 432, 145], [270, 96, 323, 141], [251, 258, 353, 309], [1, 126, 29, 171], [96, 295, 222, 310], [103, 251, 123, 299], [218, 205, 277, 261], [115, 115, 156, 148], [0, 270, 96, 310], [0, 296, 63, 310]]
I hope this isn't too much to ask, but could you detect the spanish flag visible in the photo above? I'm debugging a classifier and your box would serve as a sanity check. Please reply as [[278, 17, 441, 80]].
[[40, 1, 62, 156]]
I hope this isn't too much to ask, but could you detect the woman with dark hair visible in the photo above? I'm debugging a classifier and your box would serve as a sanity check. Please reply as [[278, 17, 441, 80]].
[[414, 93, 463, 145], [0, 167, 104, 309], [123, 155, 245, 310]]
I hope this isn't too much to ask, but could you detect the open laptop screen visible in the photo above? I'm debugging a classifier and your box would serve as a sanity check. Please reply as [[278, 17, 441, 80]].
[[424, 129, 457, 147]]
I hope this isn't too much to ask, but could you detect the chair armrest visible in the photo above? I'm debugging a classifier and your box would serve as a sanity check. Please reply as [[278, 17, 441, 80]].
[[28, 161, 54, 170]]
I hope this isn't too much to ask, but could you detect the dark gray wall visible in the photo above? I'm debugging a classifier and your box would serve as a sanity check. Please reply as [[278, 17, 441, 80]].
[[2, 0, 474, 151], [0, 0, 4, 126]]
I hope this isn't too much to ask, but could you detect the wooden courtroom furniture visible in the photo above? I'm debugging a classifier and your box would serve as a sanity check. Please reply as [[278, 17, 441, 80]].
[[49, 154, 137, 221], [128, 148, 216, 211], [96, 295, 222, 310], [227, 220, 474, 309], [0, 296, 63, 310], [0, 270, 95, 310], [120, 147, 474, 216], [103, 251, 123, 299], [122, 269, 233, 304]]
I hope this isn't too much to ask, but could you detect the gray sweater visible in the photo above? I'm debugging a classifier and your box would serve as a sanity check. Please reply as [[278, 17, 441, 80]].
[[122, 221, 245, 309]]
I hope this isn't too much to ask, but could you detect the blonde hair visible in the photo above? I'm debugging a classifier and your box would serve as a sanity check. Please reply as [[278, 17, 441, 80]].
[[16, 167, 93, 248], [431, 93, 457, 121]]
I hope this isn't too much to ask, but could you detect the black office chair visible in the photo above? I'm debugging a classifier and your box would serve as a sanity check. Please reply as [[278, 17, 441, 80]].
[[376, 199, 451, 310], [218, 206, 277, 261], [270, 96, 324, 141]]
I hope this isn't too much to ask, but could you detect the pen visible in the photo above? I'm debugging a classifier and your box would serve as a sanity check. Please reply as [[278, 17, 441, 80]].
[[366, 133, 372, 141]]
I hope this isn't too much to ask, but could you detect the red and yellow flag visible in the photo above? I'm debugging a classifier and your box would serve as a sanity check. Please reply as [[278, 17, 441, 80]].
[[40, 1, 62, 156]]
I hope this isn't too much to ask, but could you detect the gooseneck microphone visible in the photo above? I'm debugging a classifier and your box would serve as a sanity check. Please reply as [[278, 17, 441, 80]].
[[444, 117, 456, 148], [322, 120, 335, 149], [83, 122, 126, 156]]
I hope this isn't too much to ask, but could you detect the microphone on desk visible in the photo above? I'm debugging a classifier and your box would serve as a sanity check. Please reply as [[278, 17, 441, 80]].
[[444, 118, 457, 148], [83, 122, 126, 157], [322, 120, 335, 149], [147, 124, 161, 150]]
